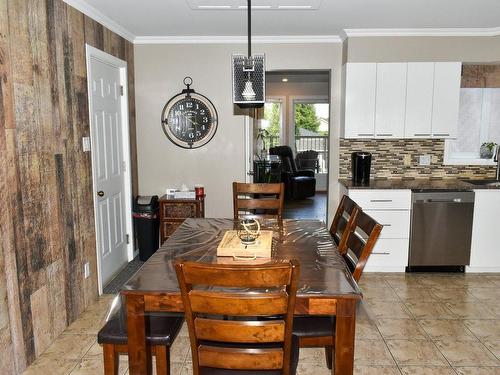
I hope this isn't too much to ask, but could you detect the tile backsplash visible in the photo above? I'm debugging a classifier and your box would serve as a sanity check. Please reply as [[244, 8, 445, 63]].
[[339, 139, 496, 180]]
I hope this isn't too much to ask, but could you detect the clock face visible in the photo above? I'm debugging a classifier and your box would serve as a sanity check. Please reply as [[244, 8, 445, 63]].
[[161, 92, 218, 149]]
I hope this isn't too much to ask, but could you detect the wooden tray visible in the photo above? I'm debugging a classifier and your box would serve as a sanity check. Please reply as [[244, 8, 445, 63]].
[[217, 230, 273, 258]]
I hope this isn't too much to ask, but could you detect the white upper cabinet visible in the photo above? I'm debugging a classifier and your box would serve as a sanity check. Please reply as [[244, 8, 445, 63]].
[[375, 63, 407, 138], [343, 61, 462, 139], [431, 62, 461, 138], [405, 63, 434, 138], [344, 63, 376, 138]]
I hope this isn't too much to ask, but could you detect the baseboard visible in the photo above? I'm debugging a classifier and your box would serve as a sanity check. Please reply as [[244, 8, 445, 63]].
[[364, 266, 405, 272], [466, 266, 500, 273]]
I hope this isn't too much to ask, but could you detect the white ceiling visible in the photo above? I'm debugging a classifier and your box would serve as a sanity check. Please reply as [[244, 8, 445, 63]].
[[74, 0, 500, 40]]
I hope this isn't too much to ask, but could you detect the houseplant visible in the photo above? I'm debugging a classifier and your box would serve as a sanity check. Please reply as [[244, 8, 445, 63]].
[[480, 142, 497, 159]]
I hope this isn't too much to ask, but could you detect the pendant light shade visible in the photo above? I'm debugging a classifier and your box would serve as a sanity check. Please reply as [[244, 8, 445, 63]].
[[232, 0, 265, 108]]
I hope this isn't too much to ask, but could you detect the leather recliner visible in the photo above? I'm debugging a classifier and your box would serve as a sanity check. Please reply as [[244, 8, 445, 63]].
[[269, 145, 316, 200]]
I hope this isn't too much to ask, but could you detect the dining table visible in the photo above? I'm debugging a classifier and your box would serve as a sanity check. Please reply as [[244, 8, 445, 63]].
[[121, 218, 363, 375]]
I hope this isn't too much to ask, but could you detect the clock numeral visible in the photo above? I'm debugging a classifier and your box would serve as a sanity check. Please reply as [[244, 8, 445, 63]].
[[201, 125, 206, 131], [196, 104, 199, 110], [196, 131, 202, 136], [179, 104, 184, 110], [200, 109, 206, 115], [186, 102, 193, 108], [175, 110, 181, 116], [188, 133, 195, 139], [203, 117, 208, 123]]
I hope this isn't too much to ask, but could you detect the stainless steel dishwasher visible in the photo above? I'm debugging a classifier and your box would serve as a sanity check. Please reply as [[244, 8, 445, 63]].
[[407, 190, 475, 272]]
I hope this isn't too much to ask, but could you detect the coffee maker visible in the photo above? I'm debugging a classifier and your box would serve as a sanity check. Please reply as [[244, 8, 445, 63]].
[[351, 152, 372, 185]]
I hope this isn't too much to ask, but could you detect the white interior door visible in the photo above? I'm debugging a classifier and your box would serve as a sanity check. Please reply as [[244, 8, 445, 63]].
[[86, 45, 133, 291]]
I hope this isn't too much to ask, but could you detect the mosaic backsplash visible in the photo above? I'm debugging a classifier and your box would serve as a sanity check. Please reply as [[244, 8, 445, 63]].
[[339, 139, 497, 180]]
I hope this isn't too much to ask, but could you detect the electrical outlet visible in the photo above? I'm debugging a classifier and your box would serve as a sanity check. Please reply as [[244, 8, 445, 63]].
[[84, 262, 90, 279], [419, 154, 431, 166], [82, 136, 91, 152], [403, 154, 411, 167]]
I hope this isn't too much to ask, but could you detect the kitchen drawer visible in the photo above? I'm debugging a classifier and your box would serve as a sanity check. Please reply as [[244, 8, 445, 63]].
[[349, 189, 411, 210], [162, 220, 184, 239], [364, 210, 410, 239], [364, 238, 409, 272], [162, 202, 198, 218]]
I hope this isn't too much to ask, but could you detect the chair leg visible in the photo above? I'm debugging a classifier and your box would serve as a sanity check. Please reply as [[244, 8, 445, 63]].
[[155, 345, 170, 375], [324, 345, 333, 370], [103, 344, 119, 375]]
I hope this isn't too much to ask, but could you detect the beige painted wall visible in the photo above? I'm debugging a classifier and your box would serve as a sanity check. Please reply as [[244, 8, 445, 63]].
[[134, 43, 342, 221], [347, 35, 500, 62]]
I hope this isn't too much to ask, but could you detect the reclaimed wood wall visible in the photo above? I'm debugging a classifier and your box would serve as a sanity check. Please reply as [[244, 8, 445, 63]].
[[0, 0, 137, 373], [462, 65, 500, 88]]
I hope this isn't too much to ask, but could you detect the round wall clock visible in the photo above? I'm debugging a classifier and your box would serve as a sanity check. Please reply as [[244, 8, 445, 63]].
[[161, 77, 218, 149]]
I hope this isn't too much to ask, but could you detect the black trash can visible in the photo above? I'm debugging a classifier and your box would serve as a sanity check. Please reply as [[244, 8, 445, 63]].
[[133, 195, 159, 261]]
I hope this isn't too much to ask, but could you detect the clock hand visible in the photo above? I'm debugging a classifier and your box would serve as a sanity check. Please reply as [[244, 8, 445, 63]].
[[183, 114, 199, 126]]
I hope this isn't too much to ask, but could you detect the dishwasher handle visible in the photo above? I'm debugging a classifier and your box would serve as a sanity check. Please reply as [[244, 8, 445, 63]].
[[416, 198, 464, 203]]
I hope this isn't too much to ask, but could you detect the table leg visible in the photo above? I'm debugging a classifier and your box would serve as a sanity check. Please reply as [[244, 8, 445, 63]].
[[126, 294, 152, 375], [334, 299, 357, 375]]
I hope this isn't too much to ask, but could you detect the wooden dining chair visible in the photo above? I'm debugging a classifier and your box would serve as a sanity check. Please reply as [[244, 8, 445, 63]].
[[293, 210, 382, 369], [232, 182, 285, 223], [98, 310, 184, 375], [329, 194, 360, 251], [175, 260, 300, 375]]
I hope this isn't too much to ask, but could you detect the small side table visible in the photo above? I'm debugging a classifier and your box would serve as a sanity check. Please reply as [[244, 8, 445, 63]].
[[253, 160, 282, 183], [158, 195, 205, 244]]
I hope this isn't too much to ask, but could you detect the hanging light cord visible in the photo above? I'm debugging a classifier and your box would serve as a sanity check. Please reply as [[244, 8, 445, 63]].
[[247, 0, 251, 58]]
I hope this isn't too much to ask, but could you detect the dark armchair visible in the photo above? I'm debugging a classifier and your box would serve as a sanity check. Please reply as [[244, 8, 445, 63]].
[[269, 145, 316, 200]]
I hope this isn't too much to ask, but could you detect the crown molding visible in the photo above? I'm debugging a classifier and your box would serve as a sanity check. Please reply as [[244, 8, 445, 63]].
[[133, 35, 342, 45], [344, 27, 500, 38], [63, 0, 135, 42]]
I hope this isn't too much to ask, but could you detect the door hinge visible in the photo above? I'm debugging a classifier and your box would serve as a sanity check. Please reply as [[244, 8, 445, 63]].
[[126, 234, 130, 244], [120, 85, 124, 96]]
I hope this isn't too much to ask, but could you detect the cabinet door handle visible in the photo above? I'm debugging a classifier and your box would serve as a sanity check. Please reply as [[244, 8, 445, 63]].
[[433, 133, 450, 137], [376, 133, 393, 137], [382, 224, 392, 227], [372, 252, 390, 255], [357, 133, 374, 137], [414, 133, 431, 136], [370, 199, 393, 202]]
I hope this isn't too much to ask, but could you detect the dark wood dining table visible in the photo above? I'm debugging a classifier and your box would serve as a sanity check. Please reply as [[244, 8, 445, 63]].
[[121, 218, 363, 375]]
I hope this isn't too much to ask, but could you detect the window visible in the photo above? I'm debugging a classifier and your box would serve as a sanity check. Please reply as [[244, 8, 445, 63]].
[[445, 88, 500, 165]]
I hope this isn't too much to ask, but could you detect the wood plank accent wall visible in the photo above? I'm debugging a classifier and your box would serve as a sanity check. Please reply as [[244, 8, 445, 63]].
[[0, 0, 137, 373], [462, 64, 500, 88]]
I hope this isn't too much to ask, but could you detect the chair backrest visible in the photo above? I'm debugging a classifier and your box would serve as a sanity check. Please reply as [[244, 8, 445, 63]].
[[295, 150, 319, 171], [175, 260, 300, 375], [232, 182, 285, 223], [329, 195, 360, 250], [342, 210, 382, 281], [269, 145, 297, 173]]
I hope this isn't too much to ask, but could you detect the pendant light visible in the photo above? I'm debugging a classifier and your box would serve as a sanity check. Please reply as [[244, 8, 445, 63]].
[[232, 0, 265, 108]]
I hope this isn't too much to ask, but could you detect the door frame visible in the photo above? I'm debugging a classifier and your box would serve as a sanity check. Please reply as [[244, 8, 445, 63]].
[[85, 44, 134, 294]]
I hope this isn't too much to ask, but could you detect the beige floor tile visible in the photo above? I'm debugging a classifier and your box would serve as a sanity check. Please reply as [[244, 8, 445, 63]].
[[485, 275, 500, 287], [299, 347, 327, 364], [377, 319, 427, 340], [442, 276, 497, 289], [467, 288, 500, 301], [455, 367, 500, 375], [394, 288, 439, 302], [69, 358, 128, 375], [171, 336, 191, 363], [358, 274, 391, 288], [296, 363, 331, 375], [434, 339, 499, 366], [22, 356, 79, 375], [64, 309, 108, 335], [178, 322, 189, 337], [384, 276, 431, 289], [464, 320, 500, 341], [430, 288, 478, 303], [354, 365, 401, 374], [404, 302, 456, 320], [43, 334, 96, 360], [356, 319, 383, 340], [362, 286, 400, 301], [445, 302, 497, 319], [386, 339, 447, 366], [418, 319, 477, 341], [483, 340, 500, 360], [354, 339, 395, 366], [83, 341, 103, 360], [484, 303, 500, 318], [366, 301, 413, 319], [399, 365, 456, 375]]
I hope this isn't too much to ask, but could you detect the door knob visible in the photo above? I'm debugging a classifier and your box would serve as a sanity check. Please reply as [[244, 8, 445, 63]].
[[97, 191, 104, 197]]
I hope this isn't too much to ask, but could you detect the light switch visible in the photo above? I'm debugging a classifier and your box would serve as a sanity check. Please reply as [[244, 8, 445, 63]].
[[419, 154, 431, 166], [82, 136, 91, 152]]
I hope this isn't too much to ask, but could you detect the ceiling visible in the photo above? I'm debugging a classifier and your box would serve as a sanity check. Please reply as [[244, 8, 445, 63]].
[[73, 0, 500, 40]]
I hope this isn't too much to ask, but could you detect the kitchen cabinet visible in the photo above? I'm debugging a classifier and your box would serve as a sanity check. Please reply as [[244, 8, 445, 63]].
[[341, 187, 411, 272], [343, 61, 462, 140], [468, 190, 500, 272], [344, 63, 376, 138], [404, 62, 434, 138], [159, 196, 205, 244], [375, 63, 407, 138], [431, 62, 461, 138]]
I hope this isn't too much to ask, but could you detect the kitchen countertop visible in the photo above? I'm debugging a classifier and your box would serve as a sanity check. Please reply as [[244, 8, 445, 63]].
[[339, 178, 500, 191]]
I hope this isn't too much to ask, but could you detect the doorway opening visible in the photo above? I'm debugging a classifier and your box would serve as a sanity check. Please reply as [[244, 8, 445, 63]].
[[253, 70, 330, 222]]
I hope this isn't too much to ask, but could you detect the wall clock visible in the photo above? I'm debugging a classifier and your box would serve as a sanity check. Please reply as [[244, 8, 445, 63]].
[[161, 77, 218, 149]]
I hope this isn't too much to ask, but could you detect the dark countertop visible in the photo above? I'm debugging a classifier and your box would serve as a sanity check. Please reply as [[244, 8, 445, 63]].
[[339, 178, 500, 191]]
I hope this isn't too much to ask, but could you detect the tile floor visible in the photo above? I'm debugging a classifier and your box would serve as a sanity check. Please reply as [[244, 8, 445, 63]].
[[23, 273, 500, 374]]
